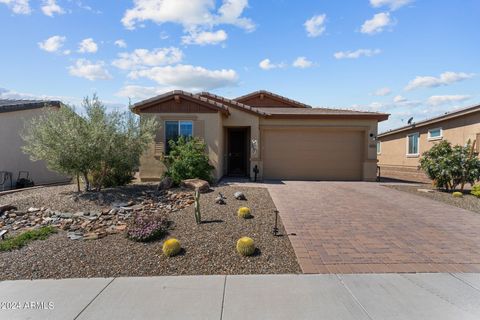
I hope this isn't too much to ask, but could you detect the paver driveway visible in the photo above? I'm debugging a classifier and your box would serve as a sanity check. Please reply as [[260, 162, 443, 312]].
[[266, 181, 480, 274]]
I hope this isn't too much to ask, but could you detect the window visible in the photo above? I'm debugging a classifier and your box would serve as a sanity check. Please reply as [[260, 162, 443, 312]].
[[376, 141, 381, 155], [165, 120, 193, 153], [428, 128, 442, 140], [407, 133, 419, 156]]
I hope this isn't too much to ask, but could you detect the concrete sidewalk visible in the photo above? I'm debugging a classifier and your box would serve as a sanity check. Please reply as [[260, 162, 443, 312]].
[[1, 273, 480, 320]]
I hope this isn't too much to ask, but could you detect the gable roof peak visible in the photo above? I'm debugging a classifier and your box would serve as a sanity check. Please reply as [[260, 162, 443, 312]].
[[234, 90, 312, 108]]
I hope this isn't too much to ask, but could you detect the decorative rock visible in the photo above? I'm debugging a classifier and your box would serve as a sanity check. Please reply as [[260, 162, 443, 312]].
[[0, 204, 17, 215], [67, 232, 83, 240], [157, 176, 174, 191], [27, 207, 40, 213], [417, 188, 434, 193], [234, 191, 246, 200], [215, 192, 227, 205], [58, 212, 73, 219], [181, 179, 210, 193], [83, 232, 99, 241]]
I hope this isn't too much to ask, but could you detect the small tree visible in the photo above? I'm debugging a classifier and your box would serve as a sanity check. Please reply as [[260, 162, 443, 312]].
[[22, 95, 156, 192], [164, 136, 214, 185], [419, 140, 480, 191]]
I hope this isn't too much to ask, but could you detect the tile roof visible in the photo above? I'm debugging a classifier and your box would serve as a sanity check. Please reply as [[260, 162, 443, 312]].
[[256, 107, 389, 121], [234, 90, 313, 108], [0, 99, 61, 113], [199, 92, 269, 116]]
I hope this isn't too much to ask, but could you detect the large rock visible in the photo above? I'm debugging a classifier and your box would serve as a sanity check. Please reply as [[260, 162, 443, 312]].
[[157, 176, 174, 191], [0, 204, 17, 215], [181, 179, 211, 193]]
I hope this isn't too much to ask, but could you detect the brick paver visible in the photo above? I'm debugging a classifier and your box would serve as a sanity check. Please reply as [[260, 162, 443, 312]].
[[266, 181, 480, 274]]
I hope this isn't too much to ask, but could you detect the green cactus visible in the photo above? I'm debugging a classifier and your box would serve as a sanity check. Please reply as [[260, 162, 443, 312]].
[[236, 237, 255, 256], [452, 191, 463, 198], [237, 207, 251, 219], [194, 189, 201, 224]]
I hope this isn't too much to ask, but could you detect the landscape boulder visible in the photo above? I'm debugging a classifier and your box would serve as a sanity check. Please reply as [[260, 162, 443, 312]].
[[0, 204, 17, 215], [157, 176, 174, 191], [234, 191, 247, 200], [181, 179, 210, 193]]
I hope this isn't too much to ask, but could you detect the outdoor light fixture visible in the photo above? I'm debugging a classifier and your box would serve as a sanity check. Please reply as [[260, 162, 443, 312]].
[[272, 210, 279, 236]]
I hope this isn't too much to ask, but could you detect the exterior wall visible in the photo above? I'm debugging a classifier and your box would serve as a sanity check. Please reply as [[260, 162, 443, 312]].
[[139, 112, 223, 181], [258, 118, 379, 181], [0, 108, 70, 190], [378, 112, 480, 181]]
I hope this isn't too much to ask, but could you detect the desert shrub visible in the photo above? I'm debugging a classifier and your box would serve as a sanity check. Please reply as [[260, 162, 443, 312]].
[[127, 213, 166, 242], [0, 226, 56, 252], [419, 140, 480, 191], [452, 192, 463, 198], [23, 95, 156, 192], [236, 237, 255, 256], [471, 184, 480, 197], [164, 136, 214, 185], [162, 238, 181, 257], [237, 207, 252, 219]]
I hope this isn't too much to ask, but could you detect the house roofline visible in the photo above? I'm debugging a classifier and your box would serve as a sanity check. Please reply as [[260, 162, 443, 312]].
[[131, 90, 230, 115], [378, 103, 480, 138], [265, 113, 390, 121], [199, 92, 270, 116], [0, 100, 62, 113], [234, 90, 312, 108]]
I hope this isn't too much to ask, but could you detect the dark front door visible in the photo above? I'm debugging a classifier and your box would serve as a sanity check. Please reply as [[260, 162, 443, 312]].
[[228, 128, 248, 176]]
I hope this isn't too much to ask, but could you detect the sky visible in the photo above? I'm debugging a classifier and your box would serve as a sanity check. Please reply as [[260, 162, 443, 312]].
[[0, 0, 479, 132]]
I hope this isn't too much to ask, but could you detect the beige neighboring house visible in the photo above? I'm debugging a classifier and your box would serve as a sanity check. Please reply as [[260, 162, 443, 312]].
[[131, 90, 389, 182], [377, 104, 480, 182], [0, 100, 70, 190]]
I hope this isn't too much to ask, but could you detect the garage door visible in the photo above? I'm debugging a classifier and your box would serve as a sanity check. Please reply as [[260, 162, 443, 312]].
[[262, 128, 364, 180]]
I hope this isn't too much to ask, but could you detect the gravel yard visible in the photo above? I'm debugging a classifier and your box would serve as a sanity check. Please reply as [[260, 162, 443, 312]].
[[386, 184, 480, 214], [0, 184, 300, 280]]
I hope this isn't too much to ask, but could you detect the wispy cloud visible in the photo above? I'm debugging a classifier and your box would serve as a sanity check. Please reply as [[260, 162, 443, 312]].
[[304, 14, 327, 37], [41, 0, 65, 17], [370, 0, 413, 11], [405, 71, 475, 91], [0, 0, 31, 14], [259, 58, 285, 70], [426, 95, 471, 106], [361, 12, 393, 34], [38, 35, 66, 53], [334, 49, 381, 59], [68, 59, 112, 81], [292, 57, 313, 69]]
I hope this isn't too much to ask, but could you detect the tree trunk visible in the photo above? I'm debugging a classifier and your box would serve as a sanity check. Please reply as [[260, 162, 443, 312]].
[[76, 174, 80, 192], [82, 172, 90, 192]]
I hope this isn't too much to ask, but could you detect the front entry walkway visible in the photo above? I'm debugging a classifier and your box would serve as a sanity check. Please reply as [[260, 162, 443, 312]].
[[266, 181, 480, 274]]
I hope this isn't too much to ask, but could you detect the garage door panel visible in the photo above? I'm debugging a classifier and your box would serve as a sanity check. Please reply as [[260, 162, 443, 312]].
[[263, 129, 364, 180]]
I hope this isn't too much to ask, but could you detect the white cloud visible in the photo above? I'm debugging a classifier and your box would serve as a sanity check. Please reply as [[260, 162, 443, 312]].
[[334, 49, 381, 59], [41, 0, 65, 17], [373, 87, 391, 96], [361, 12, 392, 34], [127, 64, 238, 91], [393, 95, 407, 103], [182, 29, 228, 45], [121, 0, 254, 33], [68, 59, 112, 81], [426, 95, 471, 106], [304, 14, 326, 37], [78, 38, 98, 53], [112, 47, 183, 70], [38, 35, 66, 53], [292, 57, 313, 69], [0, 0, 31, 14], [259, 58, 285, 70], [116, 85, 168, 99], [114, 39, 127, 48], [370, 0, 413, 11], [405, 71, 475, 91]]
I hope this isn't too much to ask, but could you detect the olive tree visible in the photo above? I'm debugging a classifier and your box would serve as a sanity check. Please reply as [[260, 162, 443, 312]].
[[22, 95, 156, 192]]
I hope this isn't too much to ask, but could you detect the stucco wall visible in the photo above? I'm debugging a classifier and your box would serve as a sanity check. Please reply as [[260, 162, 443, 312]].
[[0, 108, 70, 190], [139, 112, 223, 181], [378, 111, 480, 169]]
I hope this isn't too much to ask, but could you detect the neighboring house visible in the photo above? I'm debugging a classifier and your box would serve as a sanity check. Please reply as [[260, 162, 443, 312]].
[[377, 103, 480, 182], [131, 90, 388, 182], [0, 100, 70, 190]]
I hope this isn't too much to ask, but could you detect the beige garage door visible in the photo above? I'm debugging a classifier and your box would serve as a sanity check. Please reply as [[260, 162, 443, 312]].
[[262, 128, 364, 180]]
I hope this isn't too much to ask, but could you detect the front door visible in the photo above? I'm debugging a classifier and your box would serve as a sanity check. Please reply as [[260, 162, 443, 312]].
[[228, 128, 248, 176]]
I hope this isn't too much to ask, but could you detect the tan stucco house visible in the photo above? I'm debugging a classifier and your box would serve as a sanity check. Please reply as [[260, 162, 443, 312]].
[[132, 90, 388, 182], [0, 100, 70, 190], [377, 104, 480, 182]]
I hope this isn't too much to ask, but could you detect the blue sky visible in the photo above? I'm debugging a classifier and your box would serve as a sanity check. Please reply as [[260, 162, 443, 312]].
[[0, 0, 479, 131]]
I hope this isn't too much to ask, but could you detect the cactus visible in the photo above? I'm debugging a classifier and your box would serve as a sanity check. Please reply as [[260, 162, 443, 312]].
[[236, 237, 255, 256], [237, 207, 251, 219], [194, 189, 201, 224], [162, 238, 181, 257], [452, 191, 463, 198]]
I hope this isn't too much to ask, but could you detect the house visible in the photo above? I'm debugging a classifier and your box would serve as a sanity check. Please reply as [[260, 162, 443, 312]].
[[377, 103, 480, 182], [0, 100, 70, 190], [131, 90, 389, 182]]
